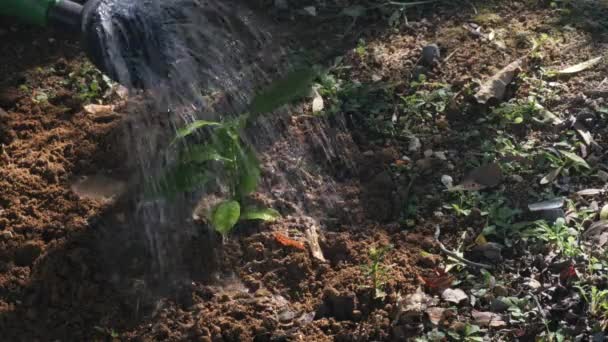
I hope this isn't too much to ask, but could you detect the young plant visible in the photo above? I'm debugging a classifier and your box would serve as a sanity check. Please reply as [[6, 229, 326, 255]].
[[525, 218, 581, 257], [363, 245, 393, 299], [154, 68, 317, 236], [576, 285, 608, 330], [540, 148, 591, 184]]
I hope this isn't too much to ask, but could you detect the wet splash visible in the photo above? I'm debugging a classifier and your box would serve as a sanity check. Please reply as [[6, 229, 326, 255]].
[[89, 0, 359, 292]]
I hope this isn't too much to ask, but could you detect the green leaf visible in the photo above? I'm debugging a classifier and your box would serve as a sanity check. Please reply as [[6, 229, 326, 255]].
[[241, 207, 281, 222], [540, 166, 563, 185], [559, 150, 590, 169], [249, 68, 317, 116], [600, 205, 608, 220], [181, 145, 231, 163], [212, 200, 241, 236], [174, 120, 220, 141], [236, 146, 261, 197]]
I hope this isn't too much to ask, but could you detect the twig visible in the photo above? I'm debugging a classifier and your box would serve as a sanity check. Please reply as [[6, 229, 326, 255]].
[[434, 225, 494, 270], [464, 0, 478, 14]]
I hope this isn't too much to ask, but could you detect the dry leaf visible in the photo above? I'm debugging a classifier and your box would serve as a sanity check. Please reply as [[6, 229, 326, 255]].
[[426, 307, 446, 325], [451, 163, 502, 191], [441, 288, 468, 304], [554, 56, 603, 75], [418, 269, 455, 291], [273, 232, 306, 250], [601, 205, 608, 220], [472, 310, 506, 327], [474, 58, 523, 104], [540, 166, 563, 185], [401, 287, 430, 317], [312, 90, 324, 113], [84, 104, 115, 114], [528, 197, 565, 211], [576, 189, 605, 196]]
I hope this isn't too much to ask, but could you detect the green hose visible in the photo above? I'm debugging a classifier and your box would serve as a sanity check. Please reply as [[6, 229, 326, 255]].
[[0, 0, 61, 26]]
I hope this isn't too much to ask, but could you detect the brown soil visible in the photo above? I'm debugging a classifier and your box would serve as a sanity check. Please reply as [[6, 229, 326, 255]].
[[1, 1, 607, 341]]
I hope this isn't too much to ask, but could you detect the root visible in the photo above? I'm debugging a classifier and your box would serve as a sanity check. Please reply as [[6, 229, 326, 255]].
[[434, 225, 494, 270]]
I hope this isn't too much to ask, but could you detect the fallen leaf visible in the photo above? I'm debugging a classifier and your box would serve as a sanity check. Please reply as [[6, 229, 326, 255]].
[[426, 307, 446, 325], [574, 121, 594, 146], [559, 264, 577, 282], [441, 288, 468, 304], [576, 189, 605, 196], [601, 205, 608, 220], [554, 56, 603, 75], [441, 175, 454, 189], [418, 269, 455, 291], [540, 166, 563, 185], [273, 232, 306, 250], [312, 90, 324, 113], [533, 102, 564, 125], [583, 220, 608, 247], [84, 104, 115, 114], [472, 310, 506, 327], [399, 287, 430, 318], [304, 224, 326, 261], [528, 197, 565, 211], [471, 242, 503, 262], [475, 58, 523, 104], [559, 150, 590, 169]]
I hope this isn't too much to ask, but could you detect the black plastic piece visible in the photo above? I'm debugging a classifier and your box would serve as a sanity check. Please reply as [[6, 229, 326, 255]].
[[48, 0, 83, 32]]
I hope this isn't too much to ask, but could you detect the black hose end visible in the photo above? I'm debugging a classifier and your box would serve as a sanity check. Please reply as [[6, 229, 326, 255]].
[[48, 0, 83, 32], [80, 0, 171, 89]]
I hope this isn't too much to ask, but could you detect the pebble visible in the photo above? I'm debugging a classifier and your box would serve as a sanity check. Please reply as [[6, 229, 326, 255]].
[[274, 0, 288, 10], [493, 285, 509, 297], [421, 44, 441, 65], [408, 137, 421, 152], [423, 149, 433, 158], [0, 230, 13, 240], [278, 308, 296, 322], [434, 151, 447, 160], [597, 170, 608, 182]]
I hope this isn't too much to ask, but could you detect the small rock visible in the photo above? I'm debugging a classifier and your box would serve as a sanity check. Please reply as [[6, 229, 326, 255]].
[[511, 174, 524, 183], [441, 175, 453, 189], [423, 149, 434, 158], [278, 308, 296, 322], [471, 242, 503, 262], [426, 307, 445, 325], [320, 287, 356, 321], [421, 44, 441, 65], [274, 0, 288, 10], [493, 285, 509, 297], [418, 253, 442, 267], [597, 170, 608, 182], [489, 298, 509, 312], [415, 158, 434, 173], [441, 288, 468, 304], [0, 230, 13, 240], [0, 87, 22, 108], [525, 278, 542, 290], [409, 137, 422, 152], [14, 243, 43, 266], [434, 151, 447, 160], [472, 310, 506, 327]]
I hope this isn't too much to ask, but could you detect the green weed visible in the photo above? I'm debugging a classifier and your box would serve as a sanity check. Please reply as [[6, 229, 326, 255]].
[[525, 218, 581, 257], [153, 68, 317, 236], [363, 245, 393, 299]]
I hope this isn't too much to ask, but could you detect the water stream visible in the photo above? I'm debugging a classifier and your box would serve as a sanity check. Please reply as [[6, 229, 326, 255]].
[[88, 0, 357, 297]]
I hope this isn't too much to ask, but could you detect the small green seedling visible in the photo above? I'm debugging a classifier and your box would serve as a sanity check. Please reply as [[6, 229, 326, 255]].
[[154, 68, 317, 236], [363, 245, 393, 299]]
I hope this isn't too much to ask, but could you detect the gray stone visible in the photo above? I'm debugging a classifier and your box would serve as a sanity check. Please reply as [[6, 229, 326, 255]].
[[421, 44, 440, 65]]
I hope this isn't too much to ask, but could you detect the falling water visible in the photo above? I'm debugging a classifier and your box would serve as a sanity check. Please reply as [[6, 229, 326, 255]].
[[87, 0, 359, 296]]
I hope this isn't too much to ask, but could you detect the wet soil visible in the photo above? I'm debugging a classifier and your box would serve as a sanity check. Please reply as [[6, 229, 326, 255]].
[[1, 1, 607, 341]]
